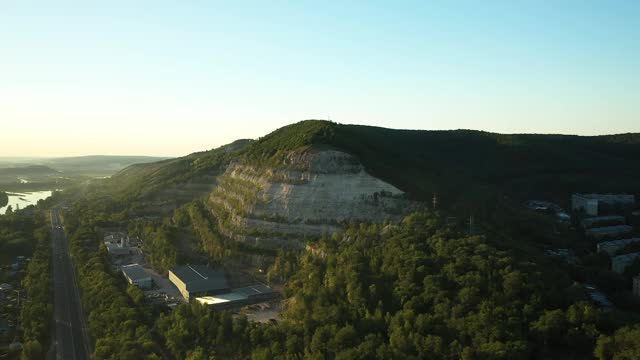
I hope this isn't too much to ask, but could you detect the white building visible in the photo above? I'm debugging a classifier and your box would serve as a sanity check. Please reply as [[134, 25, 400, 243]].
[[597, 238, 640, 256], [612, 252, 640, 273], [572, 194, 635, 216], [121, 264, 152, 289]]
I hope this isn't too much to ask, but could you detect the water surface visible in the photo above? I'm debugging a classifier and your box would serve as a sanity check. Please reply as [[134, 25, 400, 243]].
[[0, 190, 52, 214]]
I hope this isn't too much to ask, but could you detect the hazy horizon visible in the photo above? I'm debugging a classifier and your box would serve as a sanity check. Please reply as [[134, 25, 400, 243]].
[[2, 1, 639, 157], [3, 120, 640, 159]]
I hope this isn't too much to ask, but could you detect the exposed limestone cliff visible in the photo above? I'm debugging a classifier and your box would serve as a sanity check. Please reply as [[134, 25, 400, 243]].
[[208, 148, 421, 249]]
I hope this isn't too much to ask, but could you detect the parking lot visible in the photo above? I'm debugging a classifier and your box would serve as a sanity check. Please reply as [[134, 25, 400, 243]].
[[141, 267, 184, 306]]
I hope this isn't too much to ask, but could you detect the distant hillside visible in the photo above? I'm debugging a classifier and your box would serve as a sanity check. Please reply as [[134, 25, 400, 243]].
[[41, 155, 171, 176], [0, 165, 59, 177], [108, 140, 253, 201]]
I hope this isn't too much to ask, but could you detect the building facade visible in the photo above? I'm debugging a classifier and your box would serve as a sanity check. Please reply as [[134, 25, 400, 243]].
[[581, 216, 626, 229], [597, 238, 640, 256], [121, 264, 153, 289], [585, 225, 633, 241], [572, 194, 635, 216], [169, 265, 229, 301], [633, 275, 640, 297], [612, 252, 640, 274]]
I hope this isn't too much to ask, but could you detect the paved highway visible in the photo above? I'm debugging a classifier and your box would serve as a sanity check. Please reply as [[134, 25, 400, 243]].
[[51, 209, 91, 360]]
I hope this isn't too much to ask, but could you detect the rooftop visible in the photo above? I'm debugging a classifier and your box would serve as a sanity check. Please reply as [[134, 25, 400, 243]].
[[588, 291, 613, 307], [121, 264, 150, 281], [170, 265, 229, 293], [196, 292, 247, 305], [574, 194, 635, 201], [612, 252, 640, 262], [195, 284, 276, 306], [106, 243, 128, 251], [598, 238, 640, 247], [581, 216, 626, 228], [586, 225, 633, 235], [234, 284, 275, 297]]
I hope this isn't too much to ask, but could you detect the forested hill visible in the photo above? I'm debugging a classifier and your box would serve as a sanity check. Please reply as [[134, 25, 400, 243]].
[[246, 120, 640, 204], [0, 165, 59, 176], [108, 120, 640, 208], [108, 139, 253, 200]]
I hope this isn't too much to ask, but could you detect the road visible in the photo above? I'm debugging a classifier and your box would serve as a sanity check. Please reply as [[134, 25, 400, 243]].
[[50, 209, 91, 360]]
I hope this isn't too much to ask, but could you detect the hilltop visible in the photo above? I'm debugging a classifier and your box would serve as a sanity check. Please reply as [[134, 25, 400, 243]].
[[77, 120, 640, 252], [41, 155, 171, 176], [241, 121, 640, 203], [111, 120, 640, 206], [0, 165, 59, 177]]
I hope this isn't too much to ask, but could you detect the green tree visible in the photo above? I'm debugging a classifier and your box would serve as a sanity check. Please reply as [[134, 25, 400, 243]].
[[595, 326, 640, 360]]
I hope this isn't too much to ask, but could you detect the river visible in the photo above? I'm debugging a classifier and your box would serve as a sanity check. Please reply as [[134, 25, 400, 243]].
[[0, 190, 53, 215]]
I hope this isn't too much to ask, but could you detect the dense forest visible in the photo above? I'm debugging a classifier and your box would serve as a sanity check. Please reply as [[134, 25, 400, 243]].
[[57, 193, 640, 359], [61, 206, 163, 359], [0, 208, 41, 263], [19, 225, 53, 359], [152, 212, 639, 359], [0, 208, 52, 360]]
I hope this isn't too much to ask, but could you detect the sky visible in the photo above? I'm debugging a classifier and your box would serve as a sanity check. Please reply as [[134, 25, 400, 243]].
[[1, 1, 639, 157]]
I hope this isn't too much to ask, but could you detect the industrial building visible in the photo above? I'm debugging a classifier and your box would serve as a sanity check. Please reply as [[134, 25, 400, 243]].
[[633, 275, 640, 298], [585, 225, 633, 241], [169, 265, 230, 301], [611, 252, 640, 273], [581, 216, 626, 229], [196, 283, 277, 310], [121, 264, 153, 289], [572, 194, 635, 216], [105, 233, 131, 256], [597, 238, 640, 256], [106, 243, 130, 256]]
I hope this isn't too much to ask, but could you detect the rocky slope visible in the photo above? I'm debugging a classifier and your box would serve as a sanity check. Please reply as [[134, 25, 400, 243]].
[[208, 147, 421, 249]]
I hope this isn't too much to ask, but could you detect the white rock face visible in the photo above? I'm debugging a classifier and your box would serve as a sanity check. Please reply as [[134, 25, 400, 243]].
[[257, 171, 406, 223], [210, 149, 420, 248]]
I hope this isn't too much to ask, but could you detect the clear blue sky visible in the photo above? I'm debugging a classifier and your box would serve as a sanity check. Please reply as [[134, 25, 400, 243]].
[[1, 1, 638, 157]]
